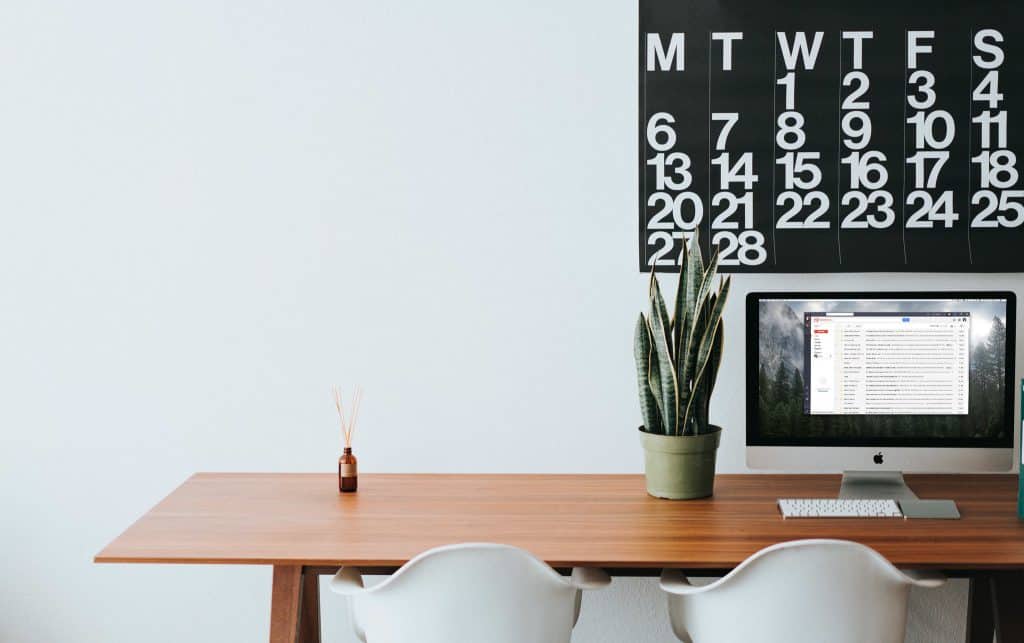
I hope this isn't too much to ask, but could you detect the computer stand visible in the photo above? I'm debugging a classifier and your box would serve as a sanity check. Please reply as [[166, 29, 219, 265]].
[[838, 471, 918, 501], [839, 470, 961, 518]]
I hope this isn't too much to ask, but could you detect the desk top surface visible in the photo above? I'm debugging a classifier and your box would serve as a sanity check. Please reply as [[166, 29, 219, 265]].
[[95, 473, 1024, 570]]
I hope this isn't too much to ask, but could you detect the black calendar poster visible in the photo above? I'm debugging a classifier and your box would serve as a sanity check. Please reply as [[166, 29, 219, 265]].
[[639, 0, 1024, 272]]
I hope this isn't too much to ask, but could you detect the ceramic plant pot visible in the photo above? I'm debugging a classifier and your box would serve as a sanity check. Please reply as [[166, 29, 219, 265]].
[[639, 425, 722, 500]]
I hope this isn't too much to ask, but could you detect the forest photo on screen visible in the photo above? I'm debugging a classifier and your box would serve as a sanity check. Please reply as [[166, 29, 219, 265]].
[[757, 299, 1008, 442]]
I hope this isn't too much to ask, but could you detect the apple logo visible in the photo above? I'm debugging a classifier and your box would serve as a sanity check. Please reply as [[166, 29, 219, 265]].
[[873, 452, 884, 465]]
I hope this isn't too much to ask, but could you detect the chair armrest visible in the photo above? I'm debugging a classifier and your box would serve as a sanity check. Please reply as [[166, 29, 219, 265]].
[[329, 567, 366, 596], [902, 569, 946, 589], [567, 567, 608, 628], [570, 567, 611, 590], [659, 569, 703, 595]]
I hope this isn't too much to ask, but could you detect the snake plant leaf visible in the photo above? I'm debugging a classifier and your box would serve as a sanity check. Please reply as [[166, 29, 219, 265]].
[[650, 272, 673, 362], [704, 322, 724, 424], [683, 341, 713, 435], [648, 283, 678, 435], [674, 307, 690, 414], [679, 295, 709, 403], [681, 276, 731, 434], [689, 368, 709, 435], [705, 303, 723, 391], [647, 324, 665, 433], [705, 279, 729, 413], [678, 246, 720, 396], [671, 237, 690, 348], [634, 314, 661, 434], [675, 235, 705, 407], [693, 248, 721, 327], [683, 232, 705, 325], [702, 291, 717, 353]]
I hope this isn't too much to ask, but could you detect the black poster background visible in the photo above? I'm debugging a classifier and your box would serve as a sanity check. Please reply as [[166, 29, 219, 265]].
[[639, 0, 1023, 272]]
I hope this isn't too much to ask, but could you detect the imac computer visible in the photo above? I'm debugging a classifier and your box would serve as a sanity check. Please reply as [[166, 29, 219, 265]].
[[746, 291, 1016, 501]]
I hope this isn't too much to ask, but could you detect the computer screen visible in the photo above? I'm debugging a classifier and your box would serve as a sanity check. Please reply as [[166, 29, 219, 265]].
[[746, 292, 1015, 448]]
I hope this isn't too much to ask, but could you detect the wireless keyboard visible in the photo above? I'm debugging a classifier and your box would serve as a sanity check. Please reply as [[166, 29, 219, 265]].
[[777, 498, 904, 519]]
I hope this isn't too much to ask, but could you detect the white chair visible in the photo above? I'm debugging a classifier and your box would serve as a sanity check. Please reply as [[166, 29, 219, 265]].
[[329, 542, 611, 643], [659, 539, 945, 643]]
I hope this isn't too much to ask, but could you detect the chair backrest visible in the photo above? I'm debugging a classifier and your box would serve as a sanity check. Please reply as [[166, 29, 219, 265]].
[[349, 543, 582, 643], [662, 539, 943, 643]]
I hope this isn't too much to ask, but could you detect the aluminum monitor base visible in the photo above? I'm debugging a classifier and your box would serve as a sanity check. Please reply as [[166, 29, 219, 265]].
[[839, 471, 919, 501]]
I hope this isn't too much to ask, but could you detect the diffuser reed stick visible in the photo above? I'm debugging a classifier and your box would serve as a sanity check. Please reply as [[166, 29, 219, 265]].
[[333, 385, 363, 492], [333, 385, 363, 448]]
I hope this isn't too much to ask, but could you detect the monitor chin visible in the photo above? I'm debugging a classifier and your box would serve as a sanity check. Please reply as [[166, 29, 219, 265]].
[[746, 446, 1014, 474]]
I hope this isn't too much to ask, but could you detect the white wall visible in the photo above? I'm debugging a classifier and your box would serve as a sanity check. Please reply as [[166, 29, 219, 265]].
[[0, 1, 1017, 641]]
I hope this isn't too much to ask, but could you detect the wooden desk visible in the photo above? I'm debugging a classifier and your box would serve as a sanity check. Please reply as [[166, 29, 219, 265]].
[[96, 473, 1024, 642]]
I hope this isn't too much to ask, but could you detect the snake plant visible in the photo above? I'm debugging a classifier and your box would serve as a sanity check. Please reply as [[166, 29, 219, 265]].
[[635, 233, 731, 436]]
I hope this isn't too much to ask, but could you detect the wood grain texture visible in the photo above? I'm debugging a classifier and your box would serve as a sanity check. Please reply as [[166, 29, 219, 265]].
[[298, 569, 321, 643], [269, 566, 301, 643], [95, 473, 1024, 570]]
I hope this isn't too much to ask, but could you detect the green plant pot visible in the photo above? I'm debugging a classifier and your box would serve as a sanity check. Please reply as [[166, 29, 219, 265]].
[[639, 425, 722, 500]]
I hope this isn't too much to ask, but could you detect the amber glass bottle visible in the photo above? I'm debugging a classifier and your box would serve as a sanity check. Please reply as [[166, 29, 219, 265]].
[[339, 447, 358, 492]]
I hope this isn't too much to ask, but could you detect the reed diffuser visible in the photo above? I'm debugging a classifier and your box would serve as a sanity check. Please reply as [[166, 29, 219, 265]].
[[333, 385, 363, 493]]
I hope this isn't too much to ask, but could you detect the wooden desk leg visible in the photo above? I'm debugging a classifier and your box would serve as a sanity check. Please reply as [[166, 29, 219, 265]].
[[968, 572, 1024, 643], [992, 572, 1024, 643], [298, 568, 322, 643], [966, 576, 994, 643], [269, 566, 322, 643], [270, 566, 303, 643]]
